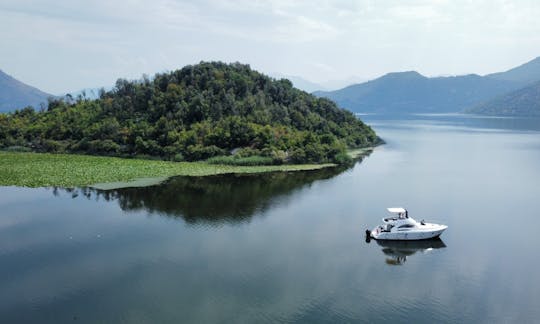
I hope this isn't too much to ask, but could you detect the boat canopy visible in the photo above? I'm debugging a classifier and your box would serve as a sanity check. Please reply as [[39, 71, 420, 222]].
[[387, 207, 406, 214]]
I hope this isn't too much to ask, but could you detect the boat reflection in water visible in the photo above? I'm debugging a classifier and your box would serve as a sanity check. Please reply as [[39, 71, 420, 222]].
[[376, 239, 447, 266]]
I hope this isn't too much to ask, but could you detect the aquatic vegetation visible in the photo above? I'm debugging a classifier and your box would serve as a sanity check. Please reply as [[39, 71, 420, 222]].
[[0, 152, 334, 188], [205, 155, 275, 166]]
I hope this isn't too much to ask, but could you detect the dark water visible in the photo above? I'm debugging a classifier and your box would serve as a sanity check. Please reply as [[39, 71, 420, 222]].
[[1, 115, 540, 323]]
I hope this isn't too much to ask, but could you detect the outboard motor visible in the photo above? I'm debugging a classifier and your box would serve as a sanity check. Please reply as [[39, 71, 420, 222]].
[[365, 229, 372, 243]]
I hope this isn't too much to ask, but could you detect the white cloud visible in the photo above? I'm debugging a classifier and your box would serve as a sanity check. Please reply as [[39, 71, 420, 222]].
[[1, 0, 540, 93]]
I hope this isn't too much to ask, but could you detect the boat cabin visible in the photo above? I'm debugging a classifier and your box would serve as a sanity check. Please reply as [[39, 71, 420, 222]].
[[380, 207, 416, 232], [383, 207, 410, 222]]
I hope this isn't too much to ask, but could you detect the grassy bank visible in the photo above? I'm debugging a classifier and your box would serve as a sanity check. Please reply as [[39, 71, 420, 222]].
[[0, 152, 335, 188], [347, 147, 374, 159]]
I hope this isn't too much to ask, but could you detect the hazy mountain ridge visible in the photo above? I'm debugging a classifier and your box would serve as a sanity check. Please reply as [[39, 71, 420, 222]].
[[0, 70, 52, 112], [270, 73, 327, 93], [466, 81, 540, 117], [270, 73, 367, 93], [314, 71, 521, 113], [486, 56, 540, 84], [315, 56, 540, 115], [5, 56, 540, 116]]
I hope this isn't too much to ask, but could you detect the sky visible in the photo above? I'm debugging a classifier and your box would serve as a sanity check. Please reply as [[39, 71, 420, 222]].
[[1, 0, 540, 94]]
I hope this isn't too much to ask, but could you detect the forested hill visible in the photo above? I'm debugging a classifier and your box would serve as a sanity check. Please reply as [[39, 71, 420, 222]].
[[0, 62, 378, 164]]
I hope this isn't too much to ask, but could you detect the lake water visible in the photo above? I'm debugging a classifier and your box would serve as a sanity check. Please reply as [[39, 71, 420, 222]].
[[1, 115, 540, 323]]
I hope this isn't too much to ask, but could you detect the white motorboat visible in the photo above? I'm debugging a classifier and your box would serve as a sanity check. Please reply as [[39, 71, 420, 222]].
[[367, 207, 447, 241]]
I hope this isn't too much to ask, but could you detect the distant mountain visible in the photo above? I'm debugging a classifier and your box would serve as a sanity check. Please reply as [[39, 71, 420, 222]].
[[271, 73, 367, 92], [466, 81, 540, 117], [270, 73, 327, 93], [0, 70, 52, 112], [486, 56, 540, 84], [319, 77, 368, 92], [314, 71, 521, 113]]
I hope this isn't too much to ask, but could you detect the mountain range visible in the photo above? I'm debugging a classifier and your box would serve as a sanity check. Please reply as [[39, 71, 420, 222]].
[[270, 73, 327, 93], [315, 57, 540, 115], [486, 56, 540, 84], [270, 73, 367, 93], [0, 70, 52, 112], [466, 80, 540, 117], [3, 56, 540, 117]]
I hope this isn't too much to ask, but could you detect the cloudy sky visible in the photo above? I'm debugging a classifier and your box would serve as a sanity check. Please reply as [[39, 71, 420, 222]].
[[1, 0, 540, 94]]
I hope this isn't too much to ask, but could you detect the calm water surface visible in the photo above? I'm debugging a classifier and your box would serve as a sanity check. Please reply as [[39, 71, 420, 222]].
[[1, 115, 540, 323]]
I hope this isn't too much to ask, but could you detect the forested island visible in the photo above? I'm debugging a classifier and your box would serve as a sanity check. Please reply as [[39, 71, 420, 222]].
[[0, 62, 379, 166]]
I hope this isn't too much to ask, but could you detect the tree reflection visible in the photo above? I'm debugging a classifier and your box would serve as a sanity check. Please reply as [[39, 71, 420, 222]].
[[52, 165, 356, 226]]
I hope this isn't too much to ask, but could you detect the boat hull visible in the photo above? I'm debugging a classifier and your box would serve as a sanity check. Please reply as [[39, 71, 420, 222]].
[[371, 224, 447, 241]]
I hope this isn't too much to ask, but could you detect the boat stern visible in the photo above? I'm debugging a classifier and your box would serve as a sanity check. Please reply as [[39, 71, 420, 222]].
[[368, 226, 382, 240]]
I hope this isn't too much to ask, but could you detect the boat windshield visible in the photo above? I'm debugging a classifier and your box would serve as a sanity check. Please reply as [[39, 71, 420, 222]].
[[398, 224, 415, 228]]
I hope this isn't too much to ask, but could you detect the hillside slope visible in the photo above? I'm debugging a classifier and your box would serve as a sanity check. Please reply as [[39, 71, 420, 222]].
[[486, 56, 540, 84], [466, 81, 540, 117], [0, 70, 52, 112]]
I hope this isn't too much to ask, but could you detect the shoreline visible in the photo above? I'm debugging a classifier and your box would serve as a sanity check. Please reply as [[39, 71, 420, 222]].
[[0, 148, 375, 189], [0, 151, 336, 188]]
